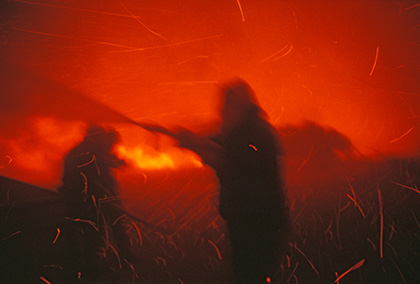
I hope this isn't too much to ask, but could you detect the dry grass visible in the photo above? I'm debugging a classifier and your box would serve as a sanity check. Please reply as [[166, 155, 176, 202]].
[[1, 157, 420, 283]]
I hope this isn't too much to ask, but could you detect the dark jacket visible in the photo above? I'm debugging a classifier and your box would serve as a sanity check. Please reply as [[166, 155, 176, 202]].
[[212, 115, 287, 226]]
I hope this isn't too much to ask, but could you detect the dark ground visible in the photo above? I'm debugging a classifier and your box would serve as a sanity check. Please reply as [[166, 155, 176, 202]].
[[1, 157, 420, 283]]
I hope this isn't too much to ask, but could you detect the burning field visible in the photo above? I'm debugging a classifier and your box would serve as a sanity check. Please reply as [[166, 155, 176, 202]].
[[1, 0, 420, 283]]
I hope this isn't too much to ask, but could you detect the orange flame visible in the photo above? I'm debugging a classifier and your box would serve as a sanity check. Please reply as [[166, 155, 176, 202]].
[[117, 145, 203, 170]]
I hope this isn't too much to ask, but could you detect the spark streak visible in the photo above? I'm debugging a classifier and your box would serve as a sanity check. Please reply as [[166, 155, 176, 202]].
[[0, 188, 10, 206], [0, 231, 22, 241], [248, 144, 258, 151], [391, 181, 420, 195], [169, 210, 200, 238], [111, 34, 223, 53], [236, 0, 245, 22], [290, 243, 319, 277], [119, 0, 168, 41], [292, 9, 298, 29], [80, 172, 88, 200], [410, 209, 420, 229], [109, 244, 122, 269], [286, 262, 299, 283], [297, 145, 314, 172], [390, 257, 407, 284], [40, 276, 51, 284], [367, 238, 376, 251], [378, 187, 384, 258], [131, 220, 143, 246], [112, 214, 127, 226], [42, 265, 63, 270], [397, 95, 417, 119], [346, 194, 366, 218], [0, 155, 13, 168], [386, 241, 397, 256], [302, 84, 313, 96], [324, 220, 333, 241], [273, 45, 294, 60], [334, 259, 365, 283], [390, 126, 415, 144], [336, 198, 343, 248], [13, 28, 135, 49], [77, 155, 96, 168], [346, 177, 366, 218], [208, 240, 222, 260], [53, 228, 60, 244], [66, 217, 99, 231], [154, 257, 167, 266], [261, 45, 291, 62], [9, 0, 152, 18], [369, 47, 380, 76], [339, 201, 351, 212], [406, 3, 420, 10]]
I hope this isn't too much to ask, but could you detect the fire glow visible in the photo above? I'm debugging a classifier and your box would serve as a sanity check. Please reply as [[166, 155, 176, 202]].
[[1, 3, 420, 283], [0, 0, 419, 187], [117, 145, 203, 170]]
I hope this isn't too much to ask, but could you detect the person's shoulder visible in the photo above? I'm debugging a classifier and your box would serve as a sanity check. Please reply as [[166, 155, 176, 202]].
[[251, 117, 276, 137], [65, 147, 94, 166]]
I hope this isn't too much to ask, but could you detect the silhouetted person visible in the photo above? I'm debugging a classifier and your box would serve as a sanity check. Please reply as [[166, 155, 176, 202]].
[[58, 125, 132, 282], [172, 79, 290, 284]]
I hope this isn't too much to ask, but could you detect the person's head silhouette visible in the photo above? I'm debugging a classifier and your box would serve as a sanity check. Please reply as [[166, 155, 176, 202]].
[[219, 79, 264, 133]]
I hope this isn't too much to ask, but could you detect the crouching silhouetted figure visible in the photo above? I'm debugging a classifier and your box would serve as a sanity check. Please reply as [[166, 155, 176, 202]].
[[58, 125, 135, 282], [173, 80, 290, 284]]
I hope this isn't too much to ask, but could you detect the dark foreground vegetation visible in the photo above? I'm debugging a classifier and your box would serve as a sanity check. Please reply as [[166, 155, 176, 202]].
[[1, 157, 420, 283]]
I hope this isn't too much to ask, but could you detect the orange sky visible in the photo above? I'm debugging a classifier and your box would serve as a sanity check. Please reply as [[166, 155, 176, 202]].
[[1, 0, 420, 187]]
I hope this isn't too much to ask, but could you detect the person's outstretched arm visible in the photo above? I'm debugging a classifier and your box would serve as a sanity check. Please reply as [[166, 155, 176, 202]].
[[174, 129, 224, 170]]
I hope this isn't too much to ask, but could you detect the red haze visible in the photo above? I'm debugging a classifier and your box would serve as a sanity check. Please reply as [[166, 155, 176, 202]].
[[1, 0, 420, 187]]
